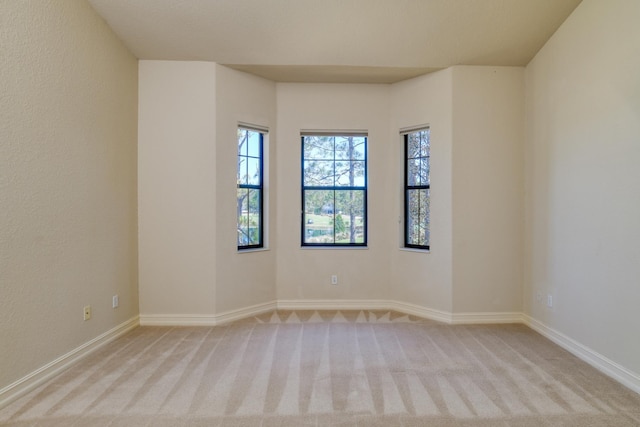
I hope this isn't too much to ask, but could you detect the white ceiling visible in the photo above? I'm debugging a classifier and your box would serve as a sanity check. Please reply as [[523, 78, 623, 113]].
[[87, 0, 582, 83]]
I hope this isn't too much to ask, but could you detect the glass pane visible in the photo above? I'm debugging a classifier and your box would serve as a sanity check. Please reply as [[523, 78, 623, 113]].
[[335, 136, 366, 160], [420, 158, 430, 186], [303, 160, 334, 186], [419, 188, 430, 246], [247, 189, 261, 245], [303, 190, 335, 244], [335, 190, 365, 244], [238, 129, 248, 156], [335, 161, 349, 186], [407, 133, 421, 159], [247, 157, 261, 185], [237, 156, 247, 185], [247, 131, 261, 157], [335, 161, 365, 187], [237, 188, 249, 246], [351, 137, 366, 160], [304, 136, 334, 160], [407, 158, 421, 186], [334, 137, 350, 160], [419, 130, 430, 157], [406, 189, 430, 246]]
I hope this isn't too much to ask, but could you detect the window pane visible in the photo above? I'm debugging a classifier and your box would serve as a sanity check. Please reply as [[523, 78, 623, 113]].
[[247, 157, 261, 185], [303, 190, 335, 244], [247, 131, 261, 157], [304, 136, 334, 159], [237, 156, 247, 185], [406, 189, 430, 246], [335, 136, 366, 160], [303, 160, 334, 186], [334, 190, 365, 244], [420, 158, 430, 186], [407, 158, 421, 186], [407, 158, 430, 187], [237, 188, 249, 246], [238, 129, 248, 156], [419, 130, 430, 157], [247, 189, 261, 245], [335, 161, 349, 186], [407, 133, 421, 159], [335, 160, 365, 187]]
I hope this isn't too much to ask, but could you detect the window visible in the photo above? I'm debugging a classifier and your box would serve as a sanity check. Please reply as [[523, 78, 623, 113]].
[[404, 128, 430, 250], [302, 134, 367, 246], [237, 127, 264, 249]]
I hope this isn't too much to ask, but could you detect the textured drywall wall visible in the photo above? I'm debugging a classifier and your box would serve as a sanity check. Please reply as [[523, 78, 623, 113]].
[[138, 61, 216, 316], [275, 83, 392, 301], [389, 70, 454, 312], [525, 0, 640, 375], [214, 65, 277, 314], [452, 66, 524, 313], [0, 0, 138, 389]]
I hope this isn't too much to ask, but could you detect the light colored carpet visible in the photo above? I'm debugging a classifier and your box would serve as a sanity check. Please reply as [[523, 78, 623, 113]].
[[1, 310, 639, 426]]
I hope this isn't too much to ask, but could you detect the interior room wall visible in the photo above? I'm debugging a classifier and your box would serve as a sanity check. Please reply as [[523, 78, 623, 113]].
[[451, 66, 524, 314], [214, 65, 277, 314], [138, 61, 217, 317], [0, 0, 138, 390], [275, 84, 393, 303], [388, 70, 454, 314], [524, 0, 640, 378]]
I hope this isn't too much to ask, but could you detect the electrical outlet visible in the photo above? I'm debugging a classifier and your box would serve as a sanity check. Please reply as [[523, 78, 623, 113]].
[[331, 275, 338, 285], [547, 294, 553, 308], [84, 305, 91, 321], [112, 295, 119, 309]]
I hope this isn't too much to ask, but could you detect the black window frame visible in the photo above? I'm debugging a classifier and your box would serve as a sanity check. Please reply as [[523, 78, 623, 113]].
[[404, 128, 430, 250], [237, 127, 264, 250], [301, 134, 368, 247]]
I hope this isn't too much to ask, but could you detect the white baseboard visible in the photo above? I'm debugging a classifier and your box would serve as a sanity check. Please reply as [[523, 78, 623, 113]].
[[451, 311, 524, 324], [523, 314, 640, 394], [387, 300, 453, 323], [139, 314, 219, 326], [276, 299, 390, 312], [277, 299, 522, 326], [214, 301, 277, 325], [139, 300, 526, 327], [139, 301, 277, 326], [0, 315, 139, 410], [277, 299, 445, 321]]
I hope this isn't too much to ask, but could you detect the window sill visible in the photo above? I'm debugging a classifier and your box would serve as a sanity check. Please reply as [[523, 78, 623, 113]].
[[301, 246, 369, 250], [237, 247, 270, 254], [399, 247, 430, 254]]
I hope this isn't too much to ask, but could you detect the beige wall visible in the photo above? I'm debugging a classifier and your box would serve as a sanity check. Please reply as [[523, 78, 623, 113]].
[[138, 63, 277, 317], [452, 66, 524, 313], [387, 66, 525, 315], [137, 66, 526, 315], [0, 0, 138, 389], [525, 0, 640, 375], [214, 65, 277, 313], [276, 84, 392, 301], [138, 61, 217, 316], [389, 70, 454, 312]]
